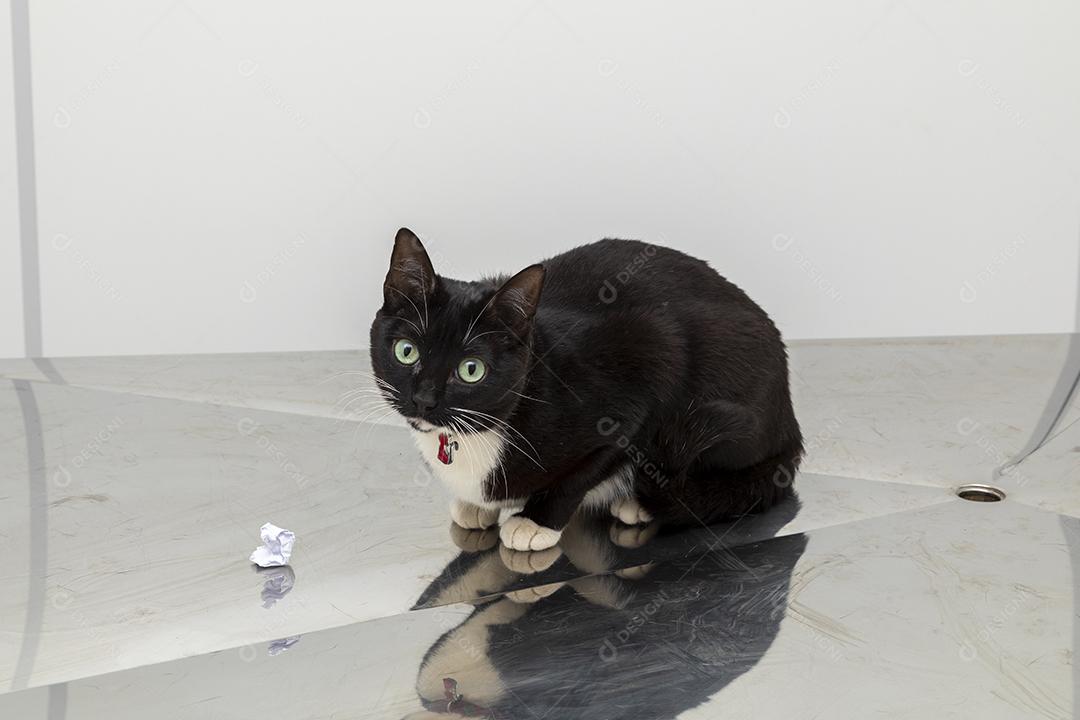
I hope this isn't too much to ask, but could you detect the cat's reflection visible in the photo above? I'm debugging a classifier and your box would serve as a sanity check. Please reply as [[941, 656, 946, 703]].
[[406, 501, 806, 719]]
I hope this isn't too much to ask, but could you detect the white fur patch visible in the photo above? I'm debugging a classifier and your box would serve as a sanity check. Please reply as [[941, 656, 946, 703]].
[[412, 426, 506, 507], [581, 464, 634, 510], [500, 515, 562, 551]]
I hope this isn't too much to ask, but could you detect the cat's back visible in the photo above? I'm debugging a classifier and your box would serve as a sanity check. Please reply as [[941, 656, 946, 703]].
[[540, 238, 754, 310]]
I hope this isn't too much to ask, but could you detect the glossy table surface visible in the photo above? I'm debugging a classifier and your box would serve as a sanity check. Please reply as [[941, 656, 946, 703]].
[[0, 334, 1077, 718]]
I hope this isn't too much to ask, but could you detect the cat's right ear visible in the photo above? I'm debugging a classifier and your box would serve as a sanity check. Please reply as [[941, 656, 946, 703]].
[[488, 263, 545, 335], [383, 227, 437, 312]]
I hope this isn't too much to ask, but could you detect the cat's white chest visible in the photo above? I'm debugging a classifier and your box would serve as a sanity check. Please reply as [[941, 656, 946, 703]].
[[412, 427, 506, 507]]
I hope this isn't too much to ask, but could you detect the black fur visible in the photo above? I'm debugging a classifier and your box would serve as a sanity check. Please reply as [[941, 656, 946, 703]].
[[370, 228, 803, 530]]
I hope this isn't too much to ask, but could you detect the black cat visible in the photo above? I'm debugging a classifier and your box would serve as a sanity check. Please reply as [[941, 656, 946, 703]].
[[370, 228, 802, 551]]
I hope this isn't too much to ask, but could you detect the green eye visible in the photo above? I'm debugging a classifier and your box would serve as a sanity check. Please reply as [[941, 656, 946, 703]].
[[457, 358, 486, 383], [393, 339, 420, 365]]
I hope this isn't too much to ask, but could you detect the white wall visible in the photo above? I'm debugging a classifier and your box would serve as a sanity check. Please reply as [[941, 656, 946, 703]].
[[0, 3, 23, 358], [10, 0, 1080, 357]]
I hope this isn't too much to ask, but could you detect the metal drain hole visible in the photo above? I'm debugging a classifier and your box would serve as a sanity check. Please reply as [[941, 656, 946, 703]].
[[956, 484, 1006, 502]]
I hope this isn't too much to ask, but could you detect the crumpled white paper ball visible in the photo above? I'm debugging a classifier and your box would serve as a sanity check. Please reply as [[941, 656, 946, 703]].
[[250, 523, 295, 567]]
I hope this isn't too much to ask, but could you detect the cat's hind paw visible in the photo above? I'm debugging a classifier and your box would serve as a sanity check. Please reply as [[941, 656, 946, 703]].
[[450, 499, 500, 530], [610, 497, 653, 525], [500, 515, 563, 551]]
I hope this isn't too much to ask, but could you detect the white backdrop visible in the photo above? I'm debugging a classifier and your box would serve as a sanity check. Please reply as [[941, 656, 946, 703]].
[[0, 4, 22, 358], [2, 0, 1078, 358]]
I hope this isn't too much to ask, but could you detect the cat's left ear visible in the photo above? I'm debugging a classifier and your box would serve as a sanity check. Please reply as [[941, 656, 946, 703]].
[[489, 264, 545, 334], [384, 227, 437, 311]]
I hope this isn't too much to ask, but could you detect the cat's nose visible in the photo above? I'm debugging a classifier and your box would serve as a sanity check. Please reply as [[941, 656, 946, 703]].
[[413, 388, 438, 415]]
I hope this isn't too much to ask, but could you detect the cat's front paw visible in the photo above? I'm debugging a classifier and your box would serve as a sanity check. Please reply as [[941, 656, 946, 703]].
[[615, 562, 655, 580], [450, 499, 500, 530], [505, 581, 565, 604], [499, 544, 562, 574], [449, 524, 500, 553], [610, 497, 654, 525], [499, 515, 562, 551]]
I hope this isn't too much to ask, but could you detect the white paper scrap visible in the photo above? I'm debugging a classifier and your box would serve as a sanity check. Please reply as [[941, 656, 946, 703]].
[[250, 523, 295, 567]]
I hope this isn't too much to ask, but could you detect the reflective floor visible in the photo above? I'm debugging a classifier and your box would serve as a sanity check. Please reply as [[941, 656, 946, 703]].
[[0, 334, 1077, 718]]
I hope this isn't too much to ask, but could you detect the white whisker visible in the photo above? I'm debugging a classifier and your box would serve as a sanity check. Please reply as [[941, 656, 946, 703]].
[[462, 290, 500, 345], [469, 417, 509, 499], [464, 329, 507, 347], [505, 388, 549, 405], [385, 283, 427, 333], [452, 406, 545, 471], [454, 406, 541, 456], [454, 413, 508, 502], [450, 418, 478, 481]]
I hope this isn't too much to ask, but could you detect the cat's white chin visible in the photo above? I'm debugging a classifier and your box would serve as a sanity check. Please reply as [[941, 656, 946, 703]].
[[408, 417, 437, 433]]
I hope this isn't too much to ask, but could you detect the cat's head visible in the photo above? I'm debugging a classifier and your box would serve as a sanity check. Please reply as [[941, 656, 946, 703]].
[[370, 228, 545, 434]]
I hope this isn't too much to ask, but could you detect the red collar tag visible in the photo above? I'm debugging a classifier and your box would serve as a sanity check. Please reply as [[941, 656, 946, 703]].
[[437, 432, 457, 465]]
